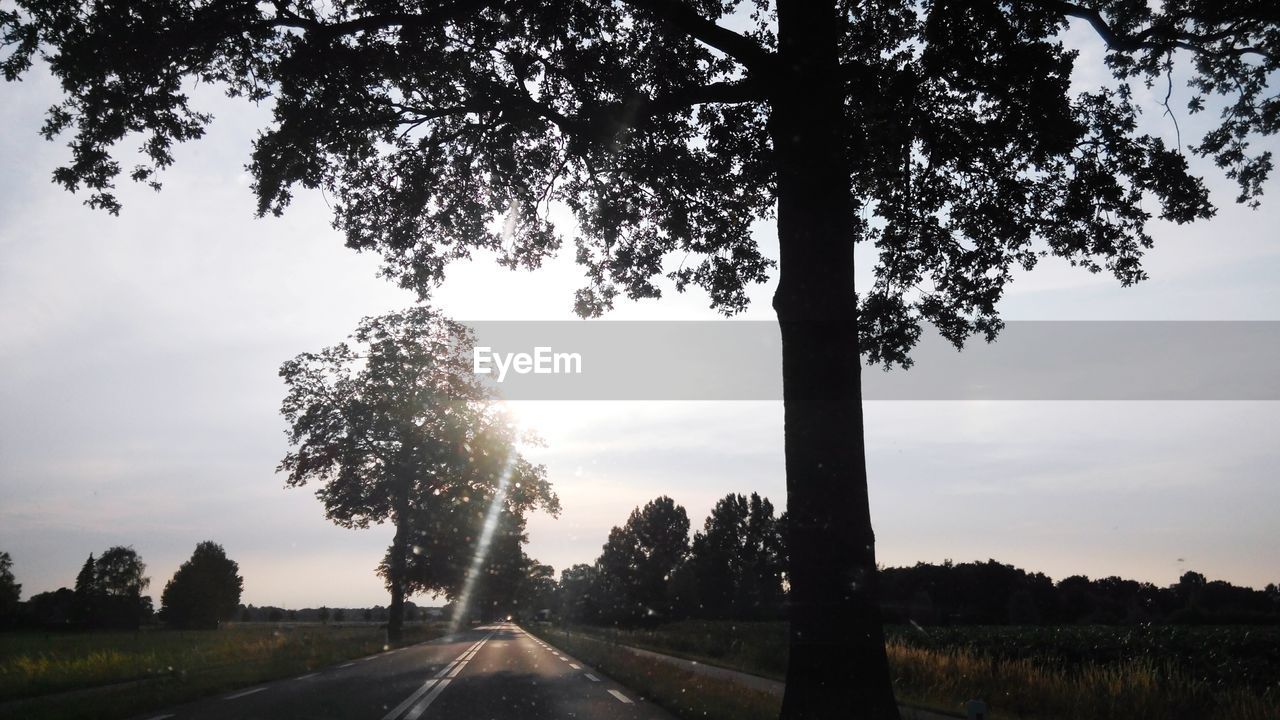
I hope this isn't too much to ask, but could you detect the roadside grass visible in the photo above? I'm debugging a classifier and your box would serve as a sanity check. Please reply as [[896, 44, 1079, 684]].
[[531, 625, 780, 720], [552, 622, 1280, 720], [0, 622, 446, 720]]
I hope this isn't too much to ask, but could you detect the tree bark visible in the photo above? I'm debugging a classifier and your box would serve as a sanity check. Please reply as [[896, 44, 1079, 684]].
[[387, 485, 411, 644], [771, 1, 899, 718]]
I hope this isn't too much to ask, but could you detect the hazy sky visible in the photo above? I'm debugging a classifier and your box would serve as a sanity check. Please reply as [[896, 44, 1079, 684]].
[[2, 21, 1278, 608]]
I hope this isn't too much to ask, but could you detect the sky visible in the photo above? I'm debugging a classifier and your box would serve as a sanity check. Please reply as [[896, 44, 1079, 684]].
[[1, 20, 1278, 609]]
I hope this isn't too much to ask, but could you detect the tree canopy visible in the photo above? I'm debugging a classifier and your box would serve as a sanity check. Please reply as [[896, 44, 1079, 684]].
[[594, 495, 690, 622], [160, 541, 245, 629], [2, 1, 1275, 358], [279, 306, 557, 636]]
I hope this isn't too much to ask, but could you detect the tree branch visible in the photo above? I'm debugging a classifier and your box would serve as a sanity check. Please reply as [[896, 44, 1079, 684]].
[[1038, 0, 1276, 63], [620, 0, 774, 71]]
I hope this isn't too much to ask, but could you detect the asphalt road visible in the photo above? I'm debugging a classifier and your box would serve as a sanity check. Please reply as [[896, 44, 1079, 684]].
[[131, 623, 677, 720]]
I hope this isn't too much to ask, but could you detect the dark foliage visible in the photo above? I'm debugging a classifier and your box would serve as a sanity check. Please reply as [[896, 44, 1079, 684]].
[[159, 541, 245, 629]]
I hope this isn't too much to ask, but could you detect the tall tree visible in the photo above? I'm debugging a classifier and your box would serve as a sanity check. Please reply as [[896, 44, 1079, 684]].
[[0, 552, 20, 625], [160, 541, 245, 629], [5, 1, 1277, 716], [94, 546, 151, 629], [597, 496, 690, 623], [71, 553, 97, 627], [279, 306, 555, 640]]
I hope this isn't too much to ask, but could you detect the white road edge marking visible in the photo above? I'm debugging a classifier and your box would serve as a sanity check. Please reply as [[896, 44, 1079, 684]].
[[224, 687, 267, 700], [608, 689, 634, 704], [142, 715, 175, 720], [585, 673, 600, 682], [297, 672, 319, 680], [340, 662, 356, 668]]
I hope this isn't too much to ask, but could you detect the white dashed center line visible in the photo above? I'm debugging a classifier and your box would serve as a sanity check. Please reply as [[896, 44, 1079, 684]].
[[569, 663, 581, 669], [585, 673, 601, 682], [608, 689, 634, 704], [224, 687, 267, 700]]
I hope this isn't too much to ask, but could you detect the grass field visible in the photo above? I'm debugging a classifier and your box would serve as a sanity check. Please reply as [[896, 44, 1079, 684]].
[[555, 621, 1280, 720], [0, 622, 446, 720]]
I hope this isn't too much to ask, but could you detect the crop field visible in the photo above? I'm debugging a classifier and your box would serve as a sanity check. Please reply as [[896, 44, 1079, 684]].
[[0, 622, 445, 720], [560, 621, 1280, 720]]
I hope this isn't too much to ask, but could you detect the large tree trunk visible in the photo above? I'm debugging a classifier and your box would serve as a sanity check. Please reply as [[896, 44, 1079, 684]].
[[386, 486, 411, 644], [771, 1, 899, 718]]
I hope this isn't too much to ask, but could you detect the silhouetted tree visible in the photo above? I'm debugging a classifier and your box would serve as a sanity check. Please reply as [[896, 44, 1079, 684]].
[[334, 608, 346, 622], [597, 496, 690, 623], [26, 588, 74, 627], [280, 304, 555, 635], [557, 564, 603, 624], [363, 608, 373, 622], [386, 445, 557, 618], [90, 547, 150, 629], [7, 2, 1277, 715], [160, 541, 245, 630], [318, 606, 330, 624], [687, 493, 786, 620], [269, 608, 285, 622], [281, 307, 556, 641], [70, 553, 98, 627], [0, 552, 20, 626]]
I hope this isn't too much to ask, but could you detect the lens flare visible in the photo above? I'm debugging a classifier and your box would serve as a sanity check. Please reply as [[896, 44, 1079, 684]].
[[447, 453, 515, 633]]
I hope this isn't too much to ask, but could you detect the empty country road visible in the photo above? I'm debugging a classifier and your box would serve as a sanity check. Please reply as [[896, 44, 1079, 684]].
[[129, 623, 676, 720]]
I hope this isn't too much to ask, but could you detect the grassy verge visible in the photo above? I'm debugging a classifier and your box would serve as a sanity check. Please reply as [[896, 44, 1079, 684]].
[[0, 622, 446, 720], [553, 622, 1280, 720], [529, 625, 781, 720]]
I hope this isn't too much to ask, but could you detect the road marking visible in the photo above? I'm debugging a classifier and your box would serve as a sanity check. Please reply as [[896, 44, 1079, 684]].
[[224, 687, 267, 700], [585, 673, 600, 682], [385, 630, 495, 720], [608, 689, 633, 704], [403, 679, 452, 720], [297, 672, 319, 680], [381, 678, 439, 720], [143, 715, 175, 720], [569, 663, 581, 669], [340, 662, 356, 668]]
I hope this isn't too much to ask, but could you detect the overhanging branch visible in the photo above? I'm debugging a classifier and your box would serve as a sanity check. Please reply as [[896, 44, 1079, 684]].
[[1038, 0, 1276, 63]]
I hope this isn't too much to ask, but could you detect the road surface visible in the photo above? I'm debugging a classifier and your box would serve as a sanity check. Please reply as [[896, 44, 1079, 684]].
[[130, 623, 676, 720]]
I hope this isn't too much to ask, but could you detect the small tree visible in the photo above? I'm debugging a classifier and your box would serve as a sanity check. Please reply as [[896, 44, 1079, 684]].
[[318, 606, 330, 624], [0, 552, 20, 625], [160, 541, 245, 630]]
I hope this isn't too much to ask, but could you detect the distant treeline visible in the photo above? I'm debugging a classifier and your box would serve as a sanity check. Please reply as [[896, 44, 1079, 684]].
[[553, 494, 1280, 627], [235, 603, 442, 623], [1, 542, 244, 630], [880, 560, 1280, 626]]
